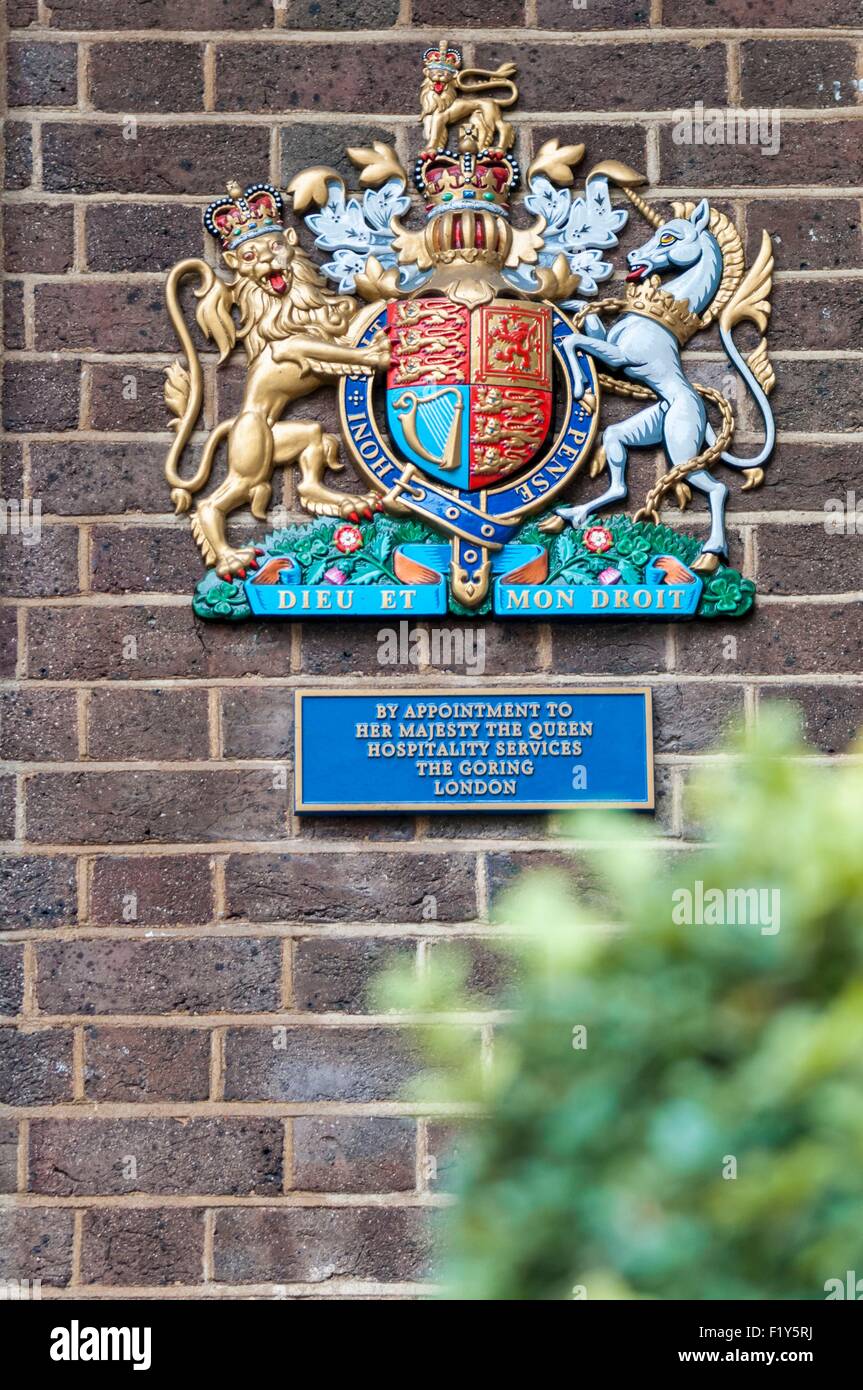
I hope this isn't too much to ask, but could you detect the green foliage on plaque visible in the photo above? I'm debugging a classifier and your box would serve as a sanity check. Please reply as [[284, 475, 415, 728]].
[[192, 511, 755, 620], [192, 569, 252, 621], [516, 514, 755, 617], [375, 709, 863, 1300]]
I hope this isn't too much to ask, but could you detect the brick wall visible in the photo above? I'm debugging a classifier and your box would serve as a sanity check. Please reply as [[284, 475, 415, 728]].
[[1, 0, 861, 1298]]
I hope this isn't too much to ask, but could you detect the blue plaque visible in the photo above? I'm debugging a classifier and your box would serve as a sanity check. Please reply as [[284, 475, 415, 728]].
[[295, 688, 654, 813]]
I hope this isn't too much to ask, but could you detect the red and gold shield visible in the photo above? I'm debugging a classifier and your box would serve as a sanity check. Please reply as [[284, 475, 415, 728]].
[[386, 297, 553, 491]]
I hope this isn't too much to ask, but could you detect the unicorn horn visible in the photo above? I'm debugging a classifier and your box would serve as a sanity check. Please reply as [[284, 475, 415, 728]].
[[586, 161, 663, 229]]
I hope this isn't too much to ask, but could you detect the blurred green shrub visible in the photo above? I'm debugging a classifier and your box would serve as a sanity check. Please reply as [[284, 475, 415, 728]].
[[375, 709, 863, 1299]]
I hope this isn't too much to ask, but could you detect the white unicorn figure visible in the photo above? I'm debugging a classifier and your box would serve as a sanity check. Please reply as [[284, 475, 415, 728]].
[[545, 164, 775, 572]]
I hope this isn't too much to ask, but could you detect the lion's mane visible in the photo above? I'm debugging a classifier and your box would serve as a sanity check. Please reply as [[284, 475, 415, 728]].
[[195, 245, 356, 362]]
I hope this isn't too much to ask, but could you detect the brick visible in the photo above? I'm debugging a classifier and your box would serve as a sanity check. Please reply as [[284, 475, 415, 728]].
[[293, 938, 415, 1013], [757, 524, 861, 597], [664, 0, 863, 24], [3, 280, 25, 350], [81, 1208, 204, 1287], [652, 682, 744, 753], [3, 360, 80, 432], [282, 0, 400, 25], [26, 605, 292, 681], [0, 444, 25, 499], [26, 769, 288, 844], [8, 0, 39, 22], [771, 359, 863, 435], [727, 442, 861, 514], [46, 0, 277, 26], [4, 204, 74, 274], [89, 854, 214, 926], [0, 527, 80, 598], [89, 525, 202, 594], [536, 0, 649, 25], [0, 946, 24, 1015], [298, 621, 412, 677], [550, 621, 668, 675], [487, 848, 608, 916], [7, 40, 77, 107], [280, 121, 399, 191], [84, 1025, 211, 1101], [0, 690, 78, 761], [530, 121, 647, 180], [743, 200, 861, 272], [86, 202, 205, 272], [35, 281, 173, 354], [29, 441, 173, 513], [214, 1206, 431, 1283], [87, 687, 210, 760], [0, 1027, 73, 1105], [292, 1117, 416, 1193], [215, 42, 421, 113], [88, 42, 205, 112], [740, 40, 859, 110], [87, 363, 176, 433], [426, 1121, 476, 1191], [659, 119, 863, 188], [761, 686, 863, 755], [224, 1026, 422, 1102], [429, 939, 520, 1003], [296, 811, 416, 843], [769, 280, 863, 352], [225, 851, 478, 923], [30, 1117, 282, 1195], [675, 602, 863, 676], [476, 40, 728, 112], [36, 937, 281, 1014], [0, 778, 15, 841], [0, 855, 77, 930], [4, 121, 32, 189], [0, 1120, 17, 1193], [0, 610, 18, 679], [221, 688, 293, 759], [42, 122, 271, 195], [413, 0, 523, 19], [0, 1209, 73, 1286]]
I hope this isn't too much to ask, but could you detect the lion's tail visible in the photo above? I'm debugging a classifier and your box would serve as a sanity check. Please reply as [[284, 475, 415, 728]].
[[164, 258, 219, 511]]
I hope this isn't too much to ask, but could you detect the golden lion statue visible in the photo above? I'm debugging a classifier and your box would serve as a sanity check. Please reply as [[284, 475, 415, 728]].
[[420, 39, 517, 154], [164, 182, 389, 580]]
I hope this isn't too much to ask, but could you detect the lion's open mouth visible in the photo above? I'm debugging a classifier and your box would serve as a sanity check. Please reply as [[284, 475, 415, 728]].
[[266, 270, 288, 294], [626, 263, 649, 282]]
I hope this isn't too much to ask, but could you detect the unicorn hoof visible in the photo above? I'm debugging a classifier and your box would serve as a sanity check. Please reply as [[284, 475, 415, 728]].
[[538, 513, 566, 535], [692, 550, 723, 574]]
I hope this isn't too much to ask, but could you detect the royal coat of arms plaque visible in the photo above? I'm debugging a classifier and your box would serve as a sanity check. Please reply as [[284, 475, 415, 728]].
[[162, 41, 775, 625]]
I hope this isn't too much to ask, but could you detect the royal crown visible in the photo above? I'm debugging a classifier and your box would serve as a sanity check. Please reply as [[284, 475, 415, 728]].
[[414, 147, 519, 213], [204, 181, 284, 251], [414, 147, 519, 268], [422, 42, 462, 76]]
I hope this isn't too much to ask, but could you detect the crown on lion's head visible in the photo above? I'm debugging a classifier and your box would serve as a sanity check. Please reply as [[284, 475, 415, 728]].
[[196, 179, 355, 362], [204, 181, 284, 252], [422, 40, 462, 79]]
